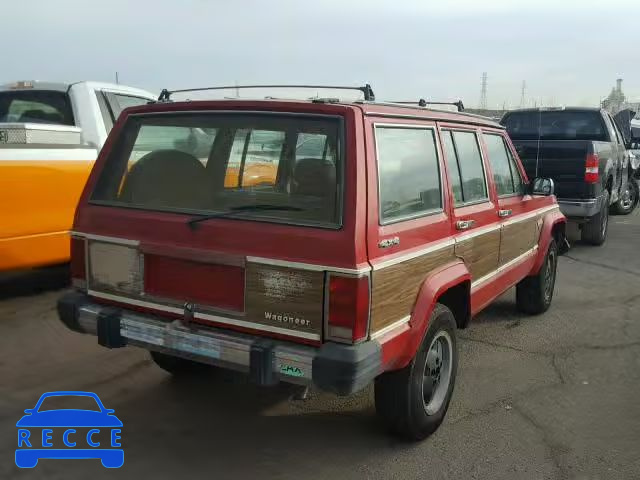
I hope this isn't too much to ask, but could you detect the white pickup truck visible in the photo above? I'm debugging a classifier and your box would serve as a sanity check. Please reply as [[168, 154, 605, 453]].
[[0, 80, 155, 272]]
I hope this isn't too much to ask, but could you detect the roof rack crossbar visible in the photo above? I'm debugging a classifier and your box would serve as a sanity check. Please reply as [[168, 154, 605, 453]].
[[157, 84, 375, 102], [391, 99, 465, 112]]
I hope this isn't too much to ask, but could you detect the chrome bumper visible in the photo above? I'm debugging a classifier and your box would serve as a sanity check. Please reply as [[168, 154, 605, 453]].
[[557, 195, 604, 219], [58, 292, 381, 395]]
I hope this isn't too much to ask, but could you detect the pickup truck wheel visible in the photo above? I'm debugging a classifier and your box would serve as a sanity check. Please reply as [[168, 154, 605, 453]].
[[516, 239, 558, 315], [149, 351, 213, 376], [612, 179, 639, 215], [374, 304, 458, 440], [581, 190, 609, 246]]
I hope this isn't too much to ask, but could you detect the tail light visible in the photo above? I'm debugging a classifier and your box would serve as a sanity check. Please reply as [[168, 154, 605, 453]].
[[585, 154, 599, 184], [70, 236, 86, 290], [326, 274, 370, 343]]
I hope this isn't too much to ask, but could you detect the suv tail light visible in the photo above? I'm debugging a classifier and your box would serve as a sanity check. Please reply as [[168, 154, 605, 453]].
[[70, 236, 86, 289], [326, 274, 370, 343], [585, 154, 599, 184]]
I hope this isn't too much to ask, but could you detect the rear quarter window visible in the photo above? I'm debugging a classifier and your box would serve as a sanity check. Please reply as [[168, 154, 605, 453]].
[[375, 126, 441, 224]]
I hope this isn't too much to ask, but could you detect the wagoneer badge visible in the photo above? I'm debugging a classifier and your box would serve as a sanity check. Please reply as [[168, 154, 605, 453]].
[[264, 311, 311, 327], [378, 236, 400, 248]]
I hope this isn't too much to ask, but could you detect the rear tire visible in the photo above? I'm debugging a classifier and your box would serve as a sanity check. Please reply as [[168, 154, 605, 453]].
[[516, 239, 558, 315], [149, 351, 213, 376], [374, 304, 458, 440], [612, 179, 639, 215], [581, 190, 609, 246]]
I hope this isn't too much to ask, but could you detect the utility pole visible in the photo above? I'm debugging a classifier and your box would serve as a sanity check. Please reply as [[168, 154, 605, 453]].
[[479, 72, 488, 109], [115, 72, 119, 85], [520, 80, 526, 108]]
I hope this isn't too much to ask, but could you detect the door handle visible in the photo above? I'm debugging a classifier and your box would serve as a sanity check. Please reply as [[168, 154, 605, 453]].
[[456, 219, 476, 230], [498, 209, 513, 218]]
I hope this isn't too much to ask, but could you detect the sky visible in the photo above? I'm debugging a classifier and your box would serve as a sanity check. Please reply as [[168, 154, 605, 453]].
[[3, 0, 639, 109]]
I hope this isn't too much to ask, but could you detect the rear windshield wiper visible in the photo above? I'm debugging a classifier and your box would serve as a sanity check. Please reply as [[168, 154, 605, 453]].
[[187, 204, 304, 229]]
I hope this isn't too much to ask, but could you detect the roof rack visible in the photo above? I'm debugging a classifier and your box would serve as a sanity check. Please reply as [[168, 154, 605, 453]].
[[157, 84, 375, 102], [391, 99, 465, 112]]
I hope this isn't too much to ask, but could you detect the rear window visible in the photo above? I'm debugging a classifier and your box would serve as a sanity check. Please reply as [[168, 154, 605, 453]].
[[0, 90, 74, 125], [91, 113, 343, 228], [502, 111, 607, 141]]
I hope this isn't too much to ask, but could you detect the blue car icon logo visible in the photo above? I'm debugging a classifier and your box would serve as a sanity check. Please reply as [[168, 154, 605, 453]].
[[15, 391, 123, 468]]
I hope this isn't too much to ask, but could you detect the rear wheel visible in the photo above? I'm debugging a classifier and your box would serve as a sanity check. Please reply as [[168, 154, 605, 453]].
[[149, 351, 213, 376], [581, 190, 609, 246], [374, 304, 458, 440], [516, 238, 558, 315], [612, 179, 639, 215]]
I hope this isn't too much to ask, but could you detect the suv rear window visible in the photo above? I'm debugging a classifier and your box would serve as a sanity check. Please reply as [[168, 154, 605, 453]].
[[0, 90, 74, 125], [91, 113, 342, 228], [502, 110, 608, 141]]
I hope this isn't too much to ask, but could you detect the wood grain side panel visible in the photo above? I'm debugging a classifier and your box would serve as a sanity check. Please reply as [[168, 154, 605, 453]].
[[370, 245, 456, 332], [455, 229, 500, 280], [244, 263, 324, 336], [499, 217, 537, 265], [534, 212, 545, 243]]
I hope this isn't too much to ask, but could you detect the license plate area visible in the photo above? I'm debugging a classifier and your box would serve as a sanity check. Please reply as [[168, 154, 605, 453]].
[[87, 241, 143, 295]]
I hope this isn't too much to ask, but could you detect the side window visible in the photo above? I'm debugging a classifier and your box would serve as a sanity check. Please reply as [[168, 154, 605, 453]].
[[602, 113, 618, 144], [226, 129, 285, 187], [113, 94, 150, 112], [375, 126, 441, 223], [95, 91, 114, 132], [132, 126, 217, 165], [505, 144, 525, 194], [296, 133, 336, 163], [104, 92, 151, 119], [451, 131, 488, 204], [442, 131, 463, 204], [485, 134, 518, 196], [609, 114, 626, 146]]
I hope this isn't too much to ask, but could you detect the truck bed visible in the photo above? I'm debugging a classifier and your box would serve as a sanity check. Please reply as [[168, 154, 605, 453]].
[[0, 146, 96, 270], [514, 139, 611, 200]]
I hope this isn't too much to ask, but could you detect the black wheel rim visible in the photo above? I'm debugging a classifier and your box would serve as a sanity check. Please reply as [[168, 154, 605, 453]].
[[544, 248, 557, 303]]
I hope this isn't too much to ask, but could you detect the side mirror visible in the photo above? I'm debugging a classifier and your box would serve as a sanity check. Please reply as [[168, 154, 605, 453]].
[[532, 177, 555, 196]]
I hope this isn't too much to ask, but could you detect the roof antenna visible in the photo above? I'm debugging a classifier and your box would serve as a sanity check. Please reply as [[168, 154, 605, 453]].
[[535, 108, 542, 179]]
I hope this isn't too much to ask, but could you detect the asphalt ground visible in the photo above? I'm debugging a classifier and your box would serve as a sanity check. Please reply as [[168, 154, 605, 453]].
[[1, 211, 639, 479]]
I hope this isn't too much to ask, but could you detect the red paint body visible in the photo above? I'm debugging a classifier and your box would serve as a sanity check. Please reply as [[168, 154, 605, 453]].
[[72, 99, 565, 373]]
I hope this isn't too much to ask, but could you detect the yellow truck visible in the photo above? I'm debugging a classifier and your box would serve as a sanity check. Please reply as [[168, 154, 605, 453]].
[[0, 80, 155, 271]]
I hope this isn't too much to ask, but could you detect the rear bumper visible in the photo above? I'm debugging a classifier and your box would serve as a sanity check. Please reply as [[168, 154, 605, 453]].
[[557, 195, 604, 219], [57, 292, 381, 396]]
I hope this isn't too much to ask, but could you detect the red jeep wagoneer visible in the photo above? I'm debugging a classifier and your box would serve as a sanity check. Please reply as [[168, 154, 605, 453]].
[[58, 85, 567, 440]]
